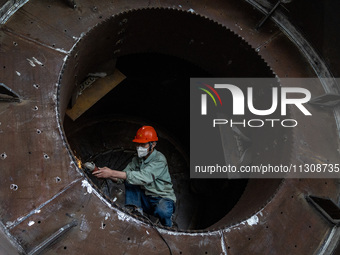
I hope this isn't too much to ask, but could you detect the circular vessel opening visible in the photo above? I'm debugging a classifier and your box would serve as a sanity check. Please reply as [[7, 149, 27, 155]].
[[59, 8, 285, 231]]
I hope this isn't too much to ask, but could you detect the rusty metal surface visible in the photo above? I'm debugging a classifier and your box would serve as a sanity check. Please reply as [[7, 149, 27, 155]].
[[0, 0, 339, 254]]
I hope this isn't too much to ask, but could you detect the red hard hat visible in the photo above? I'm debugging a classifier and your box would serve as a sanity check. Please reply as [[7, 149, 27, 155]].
[[132, 126, 159, 143]]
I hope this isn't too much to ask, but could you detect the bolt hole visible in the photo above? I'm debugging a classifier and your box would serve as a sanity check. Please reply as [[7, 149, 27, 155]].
[[295, 245, 297, 248], [280, 211, 283, 214], [44, 153, 49, 159], [291, 196, 294, 198], [99, 15, 102, 19], [64, 29, 67, 32], [28, 151, 32, 154], [3, 66, 6, 68], [127, 237, 130, 241], [33, 84, 39, 89], [1, 153, 7, 159], [10, 184, 18, 191], [33, 106, 38, 111], [13, 42, 18, 46], [180, 252, 182, 254], [118, 29, 125, 35], [325, 182, 328, 184], [38, 221, 41, 224], [120, 18, 128, 25], [309, 225, 311, 228], [248, 238, 251, 241], [56, 177, 61, 182], [37, 129, 42, 134], [64, 246, 67, 250]]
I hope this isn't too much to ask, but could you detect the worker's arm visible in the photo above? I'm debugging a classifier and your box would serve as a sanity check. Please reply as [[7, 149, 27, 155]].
[[93, 167, 127, 182]]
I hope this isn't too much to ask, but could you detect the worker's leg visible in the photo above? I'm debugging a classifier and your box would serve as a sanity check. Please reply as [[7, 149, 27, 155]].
[[152, 198, 175, 227], [125, 183, 151, 214], [125, 183, 143, 208]]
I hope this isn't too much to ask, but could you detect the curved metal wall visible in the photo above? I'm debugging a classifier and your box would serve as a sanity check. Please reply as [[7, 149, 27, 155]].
[[0, 0, 339, 254]]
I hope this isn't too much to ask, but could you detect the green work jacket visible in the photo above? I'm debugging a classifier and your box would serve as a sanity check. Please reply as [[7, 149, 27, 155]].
[[123, 149, 176, 202]]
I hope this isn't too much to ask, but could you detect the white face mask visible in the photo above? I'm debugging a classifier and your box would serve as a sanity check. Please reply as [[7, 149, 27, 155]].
[[137, 146, 149, 158]]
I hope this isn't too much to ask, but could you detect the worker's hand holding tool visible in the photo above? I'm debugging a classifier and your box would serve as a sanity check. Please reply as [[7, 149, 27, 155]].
[[92, 167, 114, 179], [84, 162, 127, 181]]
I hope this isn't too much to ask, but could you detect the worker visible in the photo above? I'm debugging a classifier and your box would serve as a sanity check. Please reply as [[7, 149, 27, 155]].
[[93, 126, 176, 227]]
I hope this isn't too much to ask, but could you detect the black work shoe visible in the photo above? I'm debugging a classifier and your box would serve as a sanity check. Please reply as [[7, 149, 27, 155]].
[[124, 205, 143, 216], [171, 220, 179, 230]]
